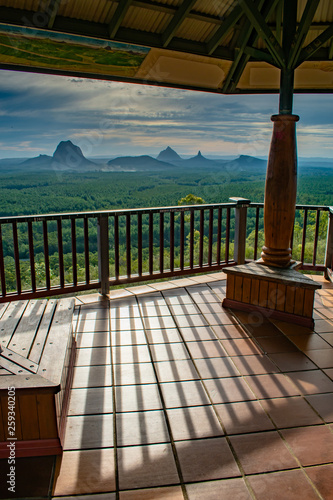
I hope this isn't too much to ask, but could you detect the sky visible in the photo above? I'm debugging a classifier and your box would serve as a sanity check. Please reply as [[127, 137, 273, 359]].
[[0, 69, 333, 159]]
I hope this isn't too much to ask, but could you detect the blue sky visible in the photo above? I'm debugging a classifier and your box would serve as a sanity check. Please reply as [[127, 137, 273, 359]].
[[0, 69, 333, 159]]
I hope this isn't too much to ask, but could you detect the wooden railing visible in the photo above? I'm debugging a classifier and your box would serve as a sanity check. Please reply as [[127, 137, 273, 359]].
[[0, 200, 331, 302]]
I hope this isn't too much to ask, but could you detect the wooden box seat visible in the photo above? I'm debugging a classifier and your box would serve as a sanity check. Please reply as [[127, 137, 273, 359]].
[[0, 298, 75, 458]]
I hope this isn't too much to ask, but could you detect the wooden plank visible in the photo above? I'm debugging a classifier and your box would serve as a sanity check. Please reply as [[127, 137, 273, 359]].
[[267, 282, 278, 309], [242, 277, 251, 303], [303, 289, 315, 318], [8, 299, 47, 357], [250, 278, 260, 305], [18, 394, 40, 440], [36, 393, 58, 439], [0, 302, 9, 320], [0, 374, 58, 393], [258, 280, 269, 308], [1, 395, 23, 440], [0, 348, 38, 373], [276, 283, 286, 311], [234, 276, 243, 301], [37, 298, 75, 385], [29, 299, 57, 364], [0, 301, 28, 348], [294, 287, 305, 316], [226, 274, 235, 299], [0, 357, 32, 375], [285, 286, 296, 313]]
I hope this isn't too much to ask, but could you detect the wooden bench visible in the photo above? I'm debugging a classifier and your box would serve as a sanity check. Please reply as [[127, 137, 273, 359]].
[[0, 298, 75, 458]]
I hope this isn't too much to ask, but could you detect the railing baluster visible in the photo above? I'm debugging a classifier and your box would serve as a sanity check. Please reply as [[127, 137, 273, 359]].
[[216, 207, 222, 264], [199, 209, 204, 267], [43, 220, 51, 290], [208, 208, 213, 266], [84, 218, 90, 284], [114, 215, 120, 280], [254, 206, 260, 260], [27, 221, 36, 292], [189, 210, 194, 268], [313, 210, 320, 266], [12, 222, 21, 295], [57, 219, 65, 289], [71, 219, 77, 286], [301, 209, 308, 264], [225, 207, 230, 263], [97, 214, 109, 295], [159, 212, 164, 273], [149, 212, 154, 275], [0, 224, 6, 296], [126, 213, 131, 277], [180, 211, 184, 270], [138, 213, 142, 276], [170, 211, 174, 272]]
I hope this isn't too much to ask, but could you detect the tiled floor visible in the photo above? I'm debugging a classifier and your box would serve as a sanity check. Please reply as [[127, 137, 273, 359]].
[[51, 272, 333, 500]]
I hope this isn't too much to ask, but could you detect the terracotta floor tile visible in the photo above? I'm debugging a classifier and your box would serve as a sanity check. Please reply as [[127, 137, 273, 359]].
[[186, 340, 227, 359], [160, 380, 211, 408], [319, 331, 333, 346], [150, 342, 190, 361], [116, 410, 170, 446], [68, 387, 113, 415], [111, 329, 147, 346], [305, 464, 333, 500], [231, 354, 279, 375], [186, 477, 252, 500], [188, 291, 220, 304], [195, 357, 239, 379], [118, 443, 179, 490], [168, 303, 201, 315], [72, 365, 112, 388], [305, 393, 333, 422], [268, 352, 317, 372], [119, 486, 184, 499], [245, 322, 283, 338], [288, 334, 331, 351], [52, 494, 114, 500], [202, 312, 238, 326], [220, 338, 263, 356], [64, 414, 114, 450], [256, 336, 298, 353], [112, 345, 151, 364], [108, 289, 134, 300], [175, 314, 209, 328], [75, 347, 111, 366], [77, 318, 110, 333], [114, 362, 157, 385], [215, 400, 275, 434], [281, 425, 333, 466], [79, 308, 109, 320], [143, 316, 177, 330], [179, 326, 216, 341], [175, 437, 240, 482], [211, 323, 249, 339], [197, 302, 232, 315], [111, 317, 144, 331], [244, 373, 300, 398], [167, 405, 224, 440], [303, 349, 333, 368], [314, 319, 333, 333], [115, 384, 163, 412], [139, 304, 171, 317], [260, 396, 323, 428], [271, 320, 313, 336], [286, 370, 333, 394], [145, 328, 183, 344], [53, 449, 116, 496], [230, 430, 297, 474], [247, 470, 319, 500], [204, 377, 256, 403], [164, 295, 193, 305], [76, 332, 110, 348], [155, 360, 199, 382], [149, 281, 178, 291], [324, 368, 333, 379], [110, 304, 140, 318]]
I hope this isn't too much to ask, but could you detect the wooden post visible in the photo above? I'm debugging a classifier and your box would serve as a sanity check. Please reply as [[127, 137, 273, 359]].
[[97, 214, 110, 296], [260, 114, 299, 267], [230, 197, 250, 265], [324, 207, 333, 280]]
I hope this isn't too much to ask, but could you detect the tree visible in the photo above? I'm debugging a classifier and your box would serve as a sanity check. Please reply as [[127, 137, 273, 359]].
[[178, 194, 205, 206]]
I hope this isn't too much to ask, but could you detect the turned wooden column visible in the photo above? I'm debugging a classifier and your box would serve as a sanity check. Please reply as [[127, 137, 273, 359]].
[[261, 114, 299, 267]]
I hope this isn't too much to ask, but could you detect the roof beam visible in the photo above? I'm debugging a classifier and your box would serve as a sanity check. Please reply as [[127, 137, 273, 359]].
[[162, 0, 197, 47], [206, 5, 243, 55], [47, 0, 61, 29], [243, 46, 277, 65], [298, 22, 333, 65], [288, 0, 321, 69], [108, 0, 133, 39], [238, 0, 285, 68]]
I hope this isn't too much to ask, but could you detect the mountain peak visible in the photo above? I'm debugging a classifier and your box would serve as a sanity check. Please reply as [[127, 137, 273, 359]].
[[157, 146, 182, 162], [197, 150, 202, 157], [52, 140, 95, 170]]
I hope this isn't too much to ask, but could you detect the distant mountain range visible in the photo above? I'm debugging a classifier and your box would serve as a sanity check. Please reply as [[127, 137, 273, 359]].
[[0, 141, 330, 175]]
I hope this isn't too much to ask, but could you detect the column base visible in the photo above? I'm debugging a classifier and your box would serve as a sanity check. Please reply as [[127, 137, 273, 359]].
[[260, 246, 294, 268]]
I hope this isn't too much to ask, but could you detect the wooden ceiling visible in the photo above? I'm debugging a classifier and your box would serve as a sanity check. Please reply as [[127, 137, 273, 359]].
[[0, 0, 332, 93]]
